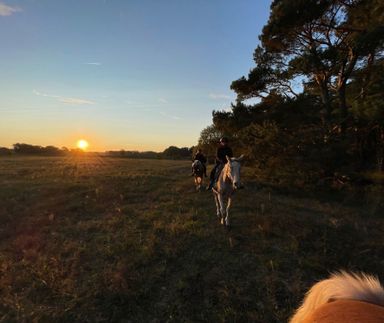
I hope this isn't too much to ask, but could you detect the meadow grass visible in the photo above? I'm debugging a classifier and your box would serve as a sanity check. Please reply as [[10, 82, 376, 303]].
[[0, 155, 383, 322]]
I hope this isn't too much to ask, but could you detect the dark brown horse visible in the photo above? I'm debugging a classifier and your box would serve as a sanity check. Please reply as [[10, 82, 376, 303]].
[[192, 160, 204, 191]]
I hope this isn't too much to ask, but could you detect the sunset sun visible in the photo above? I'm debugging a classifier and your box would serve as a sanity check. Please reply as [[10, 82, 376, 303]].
[[77, 139, 89, 150]]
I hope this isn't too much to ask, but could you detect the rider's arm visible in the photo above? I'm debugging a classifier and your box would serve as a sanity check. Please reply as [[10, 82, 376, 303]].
[[216, 147, 226, 163], [215, 153, 221, 163]]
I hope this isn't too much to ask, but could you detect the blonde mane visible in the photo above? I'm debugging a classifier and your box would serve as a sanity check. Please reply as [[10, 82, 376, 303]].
[[290, 271, 384, 323]]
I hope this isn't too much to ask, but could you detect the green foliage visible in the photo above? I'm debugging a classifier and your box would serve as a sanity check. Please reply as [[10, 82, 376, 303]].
[[202, 0, 384, 186], [197, 124, 223, 161], [162, 146, 192, 160], [0, 147, 12, 156], [232, 0, 384, 121], [13, 143, 68, 156], [262, 0, 331, 51], [237, 121, 281, 167], [8, 144, 194, 160], [106, 149, 161, 159], [350, 58, 384, 121]]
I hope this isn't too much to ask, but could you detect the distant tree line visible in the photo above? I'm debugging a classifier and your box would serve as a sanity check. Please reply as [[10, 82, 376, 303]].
[[0, 143, 72, 156], [106, 146, 193, 160], [198, 0, 384, 187], [0, 143, 194, 160]]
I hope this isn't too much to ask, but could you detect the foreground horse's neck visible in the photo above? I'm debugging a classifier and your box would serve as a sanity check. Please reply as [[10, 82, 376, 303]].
[[222, 163, 232, 183], [216, 163, 234, 194]]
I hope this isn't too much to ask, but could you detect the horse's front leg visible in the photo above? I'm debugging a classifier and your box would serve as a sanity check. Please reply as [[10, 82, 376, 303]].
[[214, 194, 221, 218], [225, 196, 232, 227], [217, 194, 226, 225]]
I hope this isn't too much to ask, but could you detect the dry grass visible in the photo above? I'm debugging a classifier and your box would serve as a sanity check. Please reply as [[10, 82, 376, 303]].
[[0, 155, 383, 322]]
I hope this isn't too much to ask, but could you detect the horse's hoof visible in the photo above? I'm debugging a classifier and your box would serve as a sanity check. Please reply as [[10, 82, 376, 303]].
[[220, 218, 224, 225]]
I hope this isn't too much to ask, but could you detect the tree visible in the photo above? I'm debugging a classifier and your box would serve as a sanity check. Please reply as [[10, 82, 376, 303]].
[[232, 0, 384, 123], [197, 125, 223, 161], [0, 147, 12, 156], [13, 143, 68, 156], [198, 0, 384, 185], [162, 146, 192, 160]]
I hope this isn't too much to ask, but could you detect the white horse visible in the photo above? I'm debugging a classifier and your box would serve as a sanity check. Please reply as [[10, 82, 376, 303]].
[[290, 271, 384, 323], [212, 155, 244, 227], [192, 160, 204, 191]]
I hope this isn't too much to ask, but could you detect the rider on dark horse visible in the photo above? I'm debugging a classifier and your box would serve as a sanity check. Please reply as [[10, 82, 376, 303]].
[[206, 137, 233, 190], [192, 148, 207, 177]]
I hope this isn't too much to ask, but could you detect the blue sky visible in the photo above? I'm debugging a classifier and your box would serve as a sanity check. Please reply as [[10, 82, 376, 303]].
[[0, 0, 271, 151]]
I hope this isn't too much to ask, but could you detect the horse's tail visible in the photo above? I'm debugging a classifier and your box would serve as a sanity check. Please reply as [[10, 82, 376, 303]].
[[290, 271, 384, 323]]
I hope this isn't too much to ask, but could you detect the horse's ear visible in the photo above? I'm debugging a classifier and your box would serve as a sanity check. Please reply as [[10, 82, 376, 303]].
[[237, 154, 244, 161], [226, 155, 231, 162]]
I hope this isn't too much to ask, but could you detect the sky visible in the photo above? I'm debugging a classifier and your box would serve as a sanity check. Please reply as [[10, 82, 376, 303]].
[[0, 0, 271, 152]]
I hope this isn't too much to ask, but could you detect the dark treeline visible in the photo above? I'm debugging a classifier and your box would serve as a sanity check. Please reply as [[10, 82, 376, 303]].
[[0, 143, 71, 156], [0, 143, 194, 160], [198, 0, 384, 187], [106, 146, 193, 160]]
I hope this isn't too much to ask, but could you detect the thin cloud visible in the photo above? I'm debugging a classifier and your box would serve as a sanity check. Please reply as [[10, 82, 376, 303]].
[[33, 90, 95, 105], [160, 111, 181, 120], [158, 98, 168, 104], [85, 62, 102, 66], [209, 93, 232, 100], [0, 2, 21, 16], [33, 90, 60, 99], [59, 97, 95, 105]]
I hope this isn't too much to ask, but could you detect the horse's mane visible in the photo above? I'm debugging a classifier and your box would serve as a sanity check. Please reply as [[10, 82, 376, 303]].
[[290, 271, 384, 323]]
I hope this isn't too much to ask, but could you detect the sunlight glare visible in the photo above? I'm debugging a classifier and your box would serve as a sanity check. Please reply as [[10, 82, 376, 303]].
[[77, 139, 89, 150]]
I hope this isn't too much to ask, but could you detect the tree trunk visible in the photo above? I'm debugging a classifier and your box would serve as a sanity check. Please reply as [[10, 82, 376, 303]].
[[338, 83, 347, 119], [315, 74, 332, 123], [337, 50, 357, 121], [377, 126, 384, 172], [321, 84, 332, 122]]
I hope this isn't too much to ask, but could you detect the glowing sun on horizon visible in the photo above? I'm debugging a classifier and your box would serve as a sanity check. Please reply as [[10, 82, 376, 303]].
[[77, 139, 89, 151]]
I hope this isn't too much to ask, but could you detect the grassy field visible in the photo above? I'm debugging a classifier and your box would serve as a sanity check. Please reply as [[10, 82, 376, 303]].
[[0, 156, 383, 322]]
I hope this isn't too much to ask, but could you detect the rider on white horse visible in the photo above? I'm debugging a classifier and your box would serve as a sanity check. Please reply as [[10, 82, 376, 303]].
[[207, 137, 233, 190]]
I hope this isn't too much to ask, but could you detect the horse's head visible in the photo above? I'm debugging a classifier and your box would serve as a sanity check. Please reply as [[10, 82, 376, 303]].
[[225, 155, 244, 190]]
